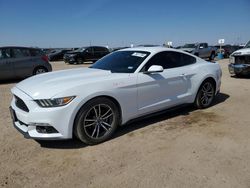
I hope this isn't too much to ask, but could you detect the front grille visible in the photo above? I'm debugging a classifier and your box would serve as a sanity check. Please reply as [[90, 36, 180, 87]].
[[235, 56, 250, 65], [14, 95, 29, 112]]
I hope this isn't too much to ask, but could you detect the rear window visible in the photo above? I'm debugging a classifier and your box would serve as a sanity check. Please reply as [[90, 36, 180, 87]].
[[30, 49, 43, 56]]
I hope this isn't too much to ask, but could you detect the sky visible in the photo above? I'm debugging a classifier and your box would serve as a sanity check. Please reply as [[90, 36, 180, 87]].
[[0, 0, 250, 48]]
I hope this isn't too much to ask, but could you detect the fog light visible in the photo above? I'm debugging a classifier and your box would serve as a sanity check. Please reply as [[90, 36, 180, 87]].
[[36, 126, 59, 134], [29, 123, 59, 134]]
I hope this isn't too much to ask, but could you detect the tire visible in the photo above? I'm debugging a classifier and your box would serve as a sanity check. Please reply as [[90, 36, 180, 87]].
[[76, 58, 83, 64], [33, 67, 48, 75], [235, 73, 242, 78], [209, 52, 215, 60], [74, 97, 120, 145], [195, 80, 215, 109]]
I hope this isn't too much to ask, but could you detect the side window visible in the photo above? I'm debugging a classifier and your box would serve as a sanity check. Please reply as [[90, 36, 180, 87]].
[[142, 51, 196, 71], [94, 47, 101, 52], [30, 49, 43, 56], [200, 43, 208, 48], [143, 52, 168, 71], [181, 53, 196, 66], [12, 48, 30, 58], [0, 49, 5, 59], [96, 47, 108, 52], [85, 47, 93, 53], [0, 48, 11, 59]]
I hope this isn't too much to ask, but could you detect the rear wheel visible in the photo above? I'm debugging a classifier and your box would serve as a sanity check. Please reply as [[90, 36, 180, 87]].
[[33, 67, 48, 75], [74, 97, 120, 145], [195, 80, 215, 109]]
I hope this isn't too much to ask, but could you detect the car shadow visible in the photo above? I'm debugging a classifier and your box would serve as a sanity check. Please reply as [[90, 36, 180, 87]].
[[0, 78, 22, 85], [231, 75, 250, 79], [37, 92, 230, 149]]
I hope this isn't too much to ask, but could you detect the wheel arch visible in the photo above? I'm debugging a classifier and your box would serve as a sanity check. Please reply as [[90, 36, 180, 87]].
[[195, 76, 217, 100], [71, 95, 123, 138], [33, 65, 48, 75]]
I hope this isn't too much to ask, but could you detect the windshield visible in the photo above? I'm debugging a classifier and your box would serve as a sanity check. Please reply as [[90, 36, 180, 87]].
[[245, 41, 250, 48], [183, 44, 195, 48], [74, 47, 85, 52], [90, 51, 150, 73]]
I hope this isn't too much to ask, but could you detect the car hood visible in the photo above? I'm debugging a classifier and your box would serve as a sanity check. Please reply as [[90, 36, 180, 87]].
[[231, 48, 250, 56], [179, 48, 195, 52], [15, 68, 111, 99]]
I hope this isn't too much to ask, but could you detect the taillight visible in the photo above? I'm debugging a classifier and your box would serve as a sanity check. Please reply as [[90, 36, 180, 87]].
[[42, 55, 49, 62]]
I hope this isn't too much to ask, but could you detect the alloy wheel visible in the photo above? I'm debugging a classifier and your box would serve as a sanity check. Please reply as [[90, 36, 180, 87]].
[[35, 68, 46, 75], [83, 104, 114, 139], [200, 82, 214, 106]]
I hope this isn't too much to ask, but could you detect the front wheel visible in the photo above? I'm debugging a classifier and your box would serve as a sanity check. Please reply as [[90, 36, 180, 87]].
[[74, 97, 120, 145], [195, 80, 215, 109], [76, 58, 83, 64]]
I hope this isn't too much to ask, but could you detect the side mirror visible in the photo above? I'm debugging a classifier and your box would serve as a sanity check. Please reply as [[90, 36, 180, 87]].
[[145, 65, 164, 74], [199, 46, 204, 49]]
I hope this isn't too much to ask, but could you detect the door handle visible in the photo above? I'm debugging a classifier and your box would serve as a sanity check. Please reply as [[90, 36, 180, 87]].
[[180, 73, 187, 77]]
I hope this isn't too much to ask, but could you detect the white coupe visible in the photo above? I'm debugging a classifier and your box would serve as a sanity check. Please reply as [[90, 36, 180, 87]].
[[10, 47, 222, 144]]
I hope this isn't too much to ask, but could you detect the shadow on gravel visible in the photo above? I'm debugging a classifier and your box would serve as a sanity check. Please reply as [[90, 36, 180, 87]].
[[231, 75, 250, 79], [37, 92, 230, 149], [0, 79, 22, 85]]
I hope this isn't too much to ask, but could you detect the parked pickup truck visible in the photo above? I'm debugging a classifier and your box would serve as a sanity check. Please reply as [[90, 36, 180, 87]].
[[180, 43, 216, 60], [228, 40, 250, 77]]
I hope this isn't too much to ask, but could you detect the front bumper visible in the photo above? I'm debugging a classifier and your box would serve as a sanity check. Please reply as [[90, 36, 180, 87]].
[[63, 56, 76, 63], [10, 87, 76, 140], [228, 63, 250, 75]]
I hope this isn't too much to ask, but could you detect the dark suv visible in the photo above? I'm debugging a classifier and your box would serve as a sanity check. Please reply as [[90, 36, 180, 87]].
[[63, 46, 110, 64], [0, 46, 52, 81], [48, 49, 72, 61]]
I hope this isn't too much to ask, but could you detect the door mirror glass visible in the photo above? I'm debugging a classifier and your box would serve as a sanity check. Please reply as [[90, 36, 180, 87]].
[[145, 65, 164, 73]]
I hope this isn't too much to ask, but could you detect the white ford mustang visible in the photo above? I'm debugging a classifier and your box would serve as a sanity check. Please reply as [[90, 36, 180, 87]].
[[10, 47, 222, 144]]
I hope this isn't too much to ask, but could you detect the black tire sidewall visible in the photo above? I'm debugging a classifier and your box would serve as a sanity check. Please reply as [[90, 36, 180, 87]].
[[33, 67, 48, 75], [74, 98, 119, 145], [77, 58, 83, 64], [195, 81, 215, 109]]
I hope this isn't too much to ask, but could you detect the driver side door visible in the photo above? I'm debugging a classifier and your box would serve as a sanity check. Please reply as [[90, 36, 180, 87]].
[[137, 51, 193, 116]]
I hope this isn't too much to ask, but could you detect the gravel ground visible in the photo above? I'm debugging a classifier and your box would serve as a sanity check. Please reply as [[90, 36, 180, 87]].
[[0, 59, 249, 188]]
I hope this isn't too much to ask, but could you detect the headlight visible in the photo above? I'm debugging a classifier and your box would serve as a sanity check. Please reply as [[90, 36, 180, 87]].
[[35, 96, 75, 107]]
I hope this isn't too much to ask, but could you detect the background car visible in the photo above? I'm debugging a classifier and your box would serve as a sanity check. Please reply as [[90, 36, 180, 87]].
[[228, 40, 250, 77], [215, 45, 240, 58], [48, 49, 72, 61], [0, 46, 52, 81], [63, 46, 110, 64], [179, 43, 216, 60], [10, 47, 221, 145]]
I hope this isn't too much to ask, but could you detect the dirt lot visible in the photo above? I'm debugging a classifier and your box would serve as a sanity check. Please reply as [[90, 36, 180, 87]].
[[0, 59, 250, 188]]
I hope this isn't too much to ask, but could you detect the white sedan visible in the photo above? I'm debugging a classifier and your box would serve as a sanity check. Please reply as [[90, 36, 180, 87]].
[[10, 47, 222, 144]]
